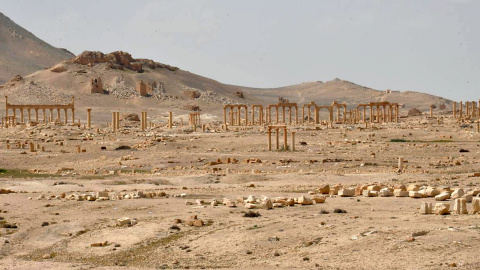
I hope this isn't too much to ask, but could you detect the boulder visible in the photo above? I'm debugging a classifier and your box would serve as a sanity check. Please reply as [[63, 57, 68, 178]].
[[409, 191, 423, 198], [262, 199, 273, 210], [338, 188, 355, 197], [434, 203, 450, 215], [419, 202, 433, 214], [453, 198, 468, 214], [312, 195, 326, 203], [318, 184, 330, 194], [435, 192, 450, 201], [298, 196, 313, 205], [394, 189, 409, 197], [451, 189, 465, 200]]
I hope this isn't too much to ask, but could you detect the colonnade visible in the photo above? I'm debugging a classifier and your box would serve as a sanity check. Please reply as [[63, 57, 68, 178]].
[[4, 96, 75, 126]]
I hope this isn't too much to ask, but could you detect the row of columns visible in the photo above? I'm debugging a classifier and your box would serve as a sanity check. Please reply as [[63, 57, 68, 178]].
[[267, 125, 296, 151], [453, 101, 480, 119]]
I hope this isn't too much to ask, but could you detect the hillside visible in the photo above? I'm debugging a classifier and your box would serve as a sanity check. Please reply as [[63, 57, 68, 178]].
[[0, 12, 74, 84], [0, 50, 453, 124]]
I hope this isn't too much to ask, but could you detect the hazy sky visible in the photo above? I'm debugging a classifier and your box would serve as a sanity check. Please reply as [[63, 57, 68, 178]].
[[2, 0, 479, 101]]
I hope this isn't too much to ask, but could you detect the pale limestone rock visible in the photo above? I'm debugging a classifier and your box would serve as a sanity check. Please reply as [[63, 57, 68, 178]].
[[246, 195, 256, 203], [469, 197, 480, 214], [407, 184, 420, 192], [409, 191, 422, 198], [419, 202, 433, 214], [262, 198, 273, 210], [453, 198, 468, 214], [462, 193, 473, 203], [379, 188, 393, 197], [425, 188, 440, 197], [312, 195, 326, 203], [451, 189, 465, 200], [434, 203, 450, 215], [435, 192, 450, 201], [338, 188, 355, 197], [318, 184, 330, 194], [367, 185, 381, 192], [393, 189, 409, 197], [117, 217, 131, 226], [245, 203, 257, 209], [298, 196, 313, 205]]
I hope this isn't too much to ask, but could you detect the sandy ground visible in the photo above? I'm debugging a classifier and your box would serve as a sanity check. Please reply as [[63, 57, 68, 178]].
[[1, 114, 480, 269]]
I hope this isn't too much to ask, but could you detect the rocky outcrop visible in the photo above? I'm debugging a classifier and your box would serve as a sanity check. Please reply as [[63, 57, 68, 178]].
[[69, 51, 179, 72]]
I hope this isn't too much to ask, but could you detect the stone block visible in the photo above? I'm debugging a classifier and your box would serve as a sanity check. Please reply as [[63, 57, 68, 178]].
[[425, 188, 440, 197], [462, 193, 473, 203], [318, 184, 330, 194], [470, 197, 480, 214], [409, 191, 422, 198], [419, 202, 433, 214], [298, 196, 313, 205], [367, 185, 381, 191], [435, 192, 450, 201], [338, 188, 355, 197], [453, 198, 468, 214], [379, 189, 393, 197], [312, 195, 326, 203], [451, 189, 465, 200], [117, 217, 131, 226], [407, 184, 420, 192], [434, 203, 450, 215], [394, 190, 409, 197]]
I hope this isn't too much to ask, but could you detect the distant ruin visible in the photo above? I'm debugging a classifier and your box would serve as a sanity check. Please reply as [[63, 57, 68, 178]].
[[90, 77, 104, 94]]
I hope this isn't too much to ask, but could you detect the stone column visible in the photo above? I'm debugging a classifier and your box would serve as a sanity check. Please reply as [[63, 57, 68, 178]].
[[398, 156, 404, 172], [430, 106, 433, 117], [459, 102, 463, 119], [112, 112, 116, 132], [20, 109, 24, 124], [251, 107, 255, 125], [245, 106, 248, 125], [43, 109, 46, 124], [283, 127, 287, 150], [169, 111, 173, 128], [336, 107, 340, 122], [275, 128, 279, 150], [260, 108, 263, 125], [295, 106, 298, 124], [72, 108, 75, 124], [302, 106, 305, 124], [453, 102, 457, 118], [395, 106, 399, 122], [87, 109, 92, 128], [223, 106, 227, 125], [369, 106, 373, 123], [291, 131, 295, 151], [237, 107, 241, 126], [229, 109, 234, 126], [141, 112, 145, 131], [343, 106, 347, 123], [27, 109, 31, 122], [268, 128, 272, 151], [282, 106, 286, 123], [56, 109, 60, 122], [49, 109, 53, 123], [64, 109, 68, 124], [276, 107, 279, 123]]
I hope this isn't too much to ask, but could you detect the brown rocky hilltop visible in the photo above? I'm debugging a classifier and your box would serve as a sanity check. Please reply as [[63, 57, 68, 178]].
[[0, 12, 74, 84], [1, 49, 452, 121]]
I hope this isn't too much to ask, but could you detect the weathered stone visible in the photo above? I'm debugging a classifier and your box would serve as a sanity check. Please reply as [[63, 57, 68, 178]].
[[298, 196, 313, 205], [117, 217, 131, 226], [379, 188, 393, 197], [312, 195, 326, 203], [246, 195, 256, 203], [367, 185, 381, 192], [435, 192, 450, 201], [451, 189, 465, 200], [425, 188, 440, 197], [462, 193, 473, 203], [407, 184, 420, 192], [470, 197, 480, 214], [409, 191, 423, 198], [453, 198, 468, 214], [245, 203, 257, 209], [434, 203, 450, 215], [338, 188, 355, 197], [262, 198, 273, 210], [318, 184, 330, 194], [419, 202, 433, 214]]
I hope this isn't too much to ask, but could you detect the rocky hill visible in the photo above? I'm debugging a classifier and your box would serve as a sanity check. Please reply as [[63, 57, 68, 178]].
[[0, 12, 74, 84], [0, 49, 453, 123]]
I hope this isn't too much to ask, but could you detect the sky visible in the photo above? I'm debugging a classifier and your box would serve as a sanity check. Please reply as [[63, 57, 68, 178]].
[[2, 0, 479, 101]]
